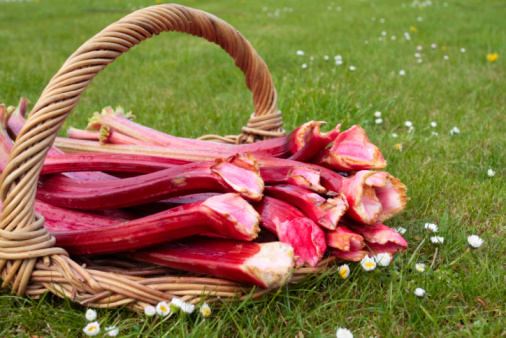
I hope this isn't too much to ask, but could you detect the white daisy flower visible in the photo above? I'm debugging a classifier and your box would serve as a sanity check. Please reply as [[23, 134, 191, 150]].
[[309, 56, 314, 61], [375, 118, 383, 124], [144, 305, 156, 317], [395, 226, 406, 234], [408, 126, 414, 133], [405, 121, 413, 127], [468, 235, 484, 248], [335, 55, 342, 60], [296, 50, 304, 56], [432, 131, 439, 136], [417, 59, 423, 63], [374, 111, 382, 117], [380, 18, 385, 23], [324, 55, 330, 60], [360, 256, 376, 271], [424, 223, 438, 232], [417, 45, 423, 51], [391, 35, 397, 40], [336, 327, 354, 338], [301, 63, 308, 69], [394, 143, 403, 151], [431, 43, 437, 48], [392, 133, 398, 138], [415, 53, 421, 58], [327, 6, 332, 10], [83, 322, 100, 336], [105, 326, 119, 337], [382, 31, 387, 36], [181, 302, 195, 314], [156, 301, 171, 317], [450, 126, 460, 135], [415, 263, 426, 272], [430, 236, 444, 244], [460, 48, 466, 53], [417, 16, 423, 21], [336, 59, 343, 65], [404, 32, 411, 40], [487, 169, 495, 177], [431, 121, 437, 127], [170, 298, 184, 311], [375, 253, 392, 266], [399, 70, 406, 76], [378, 37, 383, 41], [85, 309, 97, 322], [338, 264, 350, 279], [336, 6, 342, 11], [414, 288, 426, 297], [444, 55, 449, 60], [200, 303, 212, 317], [349, 66, 356, 71]]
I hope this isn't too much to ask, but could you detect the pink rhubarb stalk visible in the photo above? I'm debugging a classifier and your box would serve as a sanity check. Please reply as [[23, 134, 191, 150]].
[[51, 193, 261, 255], [346, 222, 408, 252], [67, 126, 152, 146], [36, 154, 264, 210], [288, 121, 341, 162], [264, 184, 348, 230], [130, 236, 294, 288], [253, 196, 326, 267], [313, 125, 386, 171], [325, 225, 365, 251]]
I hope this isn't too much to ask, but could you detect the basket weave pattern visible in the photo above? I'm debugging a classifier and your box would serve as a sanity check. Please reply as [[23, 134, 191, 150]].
[[0, 4, 336, 309]]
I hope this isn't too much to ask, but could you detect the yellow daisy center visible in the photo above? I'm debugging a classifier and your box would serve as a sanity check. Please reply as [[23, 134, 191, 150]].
[[339, 269, 348, 278], [88, 326, 97, 332], [203, 309, 210, 316], [365, 263, 374, 268], [161, 306, 167, 313]]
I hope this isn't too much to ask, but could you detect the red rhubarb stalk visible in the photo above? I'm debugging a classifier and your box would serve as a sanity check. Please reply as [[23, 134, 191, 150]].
[[253, 196, 326, 267], [51, 193, 261, 255], [130, 236, 294, 288], [345, 222, 408, 250], [36, 154, 264, 210], [313, 125, 386, 171], [288, 121, 340, 162], [325, 225, 365, 251], [264, 184, 348, 230], [67, 126, 153, 146]]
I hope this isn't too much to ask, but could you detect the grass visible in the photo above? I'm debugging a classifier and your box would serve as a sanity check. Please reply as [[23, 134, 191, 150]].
[[1, 0, 505, 336]]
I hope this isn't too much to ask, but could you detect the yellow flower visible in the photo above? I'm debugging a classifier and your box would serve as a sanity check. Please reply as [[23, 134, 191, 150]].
[[441, 46, 447, 51], [156, 0, 162, 3], [410, 26, 417, 32], [487, 53, 498, 62]]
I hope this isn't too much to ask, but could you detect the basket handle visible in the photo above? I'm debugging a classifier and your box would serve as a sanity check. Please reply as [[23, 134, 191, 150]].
[[0, 4, 282, 294]]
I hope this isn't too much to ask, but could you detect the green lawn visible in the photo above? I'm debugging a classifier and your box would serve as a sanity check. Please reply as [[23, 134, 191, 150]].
[[1, 0, 505, 336]]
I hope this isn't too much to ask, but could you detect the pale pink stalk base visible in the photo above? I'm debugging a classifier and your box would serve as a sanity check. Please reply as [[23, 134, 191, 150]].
[[346, 223, 408, 249], [313, 125, 386, 171], [340, 171, 407, 225], [130, 236, 294, 288], [265, 184, 348, 230], [288, 121, 341, 162], [67, 127, 151, 146], [325, 225, 365, 251], [51, 193, 261, 255], [253, 197, 326, 267]]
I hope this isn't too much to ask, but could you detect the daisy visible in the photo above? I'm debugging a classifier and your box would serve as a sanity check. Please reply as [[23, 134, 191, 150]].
[[181, 302, 195, 314], [336, 60, 343, 65], [301, 63, 307, 69], [431, 121, 437, 127], [417, 16, 423, 21], [430, 236, 444, 244], [144, 305, 156, 317], [405, 121, 413, 127], [200, 303, 212, 317], [415, 53, 421, 58], [444, 55, 449, 60], [360, 256, 376, 271], [375, 118, 383, 124], [431, 43, 437, 48], [156, 301, 171, 317], [468, 235, 484, 248], [395, 143, 403, 151], [460, 48, 466, 53], [382, 31, 387, 36], [105, 326, 119, 337], [378, 37, 383, 41], [83, 322, 100, 337], [85, 309, 97, 322], [414, 288, 426, 297], [450, 126, 460, 135], [309, 56, 314, 61], [432, 131, 439, 136], [391, 35, 397, 40], [380, 18, 385, 23], [415, 263, 426, 272], [392, 133, 398, 138], [395, 227, 406, 234], [399, 70, 406, 76], [338, 264, 350, 279], [424, 222, 438, 232], [349, 66, 356, 71], [296, 50, 304, 56], [336, 327, 354, 338], [374, 111, 382, 117], [324, 55, 330, 60], [416, 45, 422, 51], [487, 169, 495, 177], [417, 59, 423, 63], [375, 253, 392, 266], [336, 6, 342, 11], [404, 32, 411, 40], [170, 298, 184, 311]]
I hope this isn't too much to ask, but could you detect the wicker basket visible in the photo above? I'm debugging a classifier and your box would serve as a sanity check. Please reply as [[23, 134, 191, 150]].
[[0, 4, 337, 310]]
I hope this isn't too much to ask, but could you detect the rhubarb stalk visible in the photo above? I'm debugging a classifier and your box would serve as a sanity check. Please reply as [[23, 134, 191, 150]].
[[130, 236, 294, 288]]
